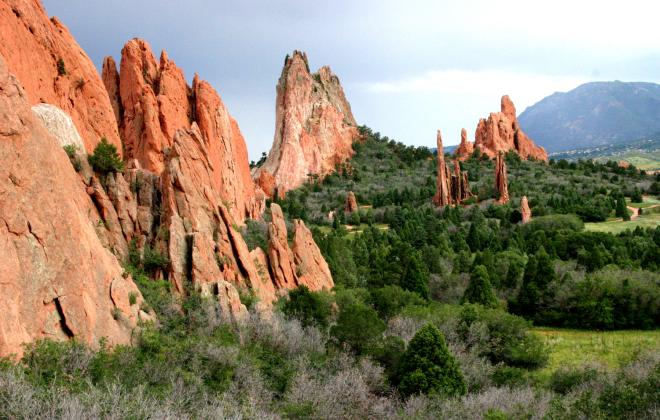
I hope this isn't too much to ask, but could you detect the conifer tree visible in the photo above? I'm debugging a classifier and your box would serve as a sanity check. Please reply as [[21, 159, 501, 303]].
[[462, 265, 498, 307]]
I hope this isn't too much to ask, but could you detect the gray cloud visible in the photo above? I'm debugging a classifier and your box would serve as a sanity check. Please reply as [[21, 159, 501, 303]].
[[42, 0, 660, 158]]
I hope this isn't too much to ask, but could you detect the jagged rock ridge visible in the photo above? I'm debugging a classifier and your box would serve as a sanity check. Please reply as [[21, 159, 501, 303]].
[[254, 51, 360, 196], [457, 96, 548, 162]]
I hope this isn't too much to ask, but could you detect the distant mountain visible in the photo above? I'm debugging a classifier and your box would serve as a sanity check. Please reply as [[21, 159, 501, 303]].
[[518, 81, 660, 152]]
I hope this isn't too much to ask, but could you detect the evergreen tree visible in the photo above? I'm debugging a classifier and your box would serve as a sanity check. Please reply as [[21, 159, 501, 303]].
[[397, 324, 467, 397], [88, 137, 124, 174], [614, 193, 630, 221], [461, 265, 498, 307], [398, 244, 430, 299]]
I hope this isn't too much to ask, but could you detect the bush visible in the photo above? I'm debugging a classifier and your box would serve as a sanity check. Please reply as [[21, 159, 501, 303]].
[[56, 58, 67, 76], [88, 138, 124, 174], [281, 286, 332, 329], [461, 265, 498, 308], [369, 285, 425, 320], [549, 366, 599, 394], [63, 144, 82, 172], [142, 245, 169, 275], [397, 324, 467, 397], [330, 302, 386, 355]]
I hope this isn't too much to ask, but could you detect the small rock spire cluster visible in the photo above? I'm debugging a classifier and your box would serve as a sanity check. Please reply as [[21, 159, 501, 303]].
[[495, 153, 510, 204], [434, 130, 472, 206], [455, 128, 474, 160]]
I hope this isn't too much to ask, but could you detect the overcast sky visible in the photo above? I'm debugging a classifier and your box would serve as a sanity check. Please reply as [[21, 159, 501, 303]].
[[42, 0, 660, 159]]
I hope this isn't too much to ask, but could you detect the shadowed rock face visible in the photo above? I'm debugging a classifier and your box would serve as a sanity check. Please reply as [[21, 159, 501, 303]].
[[106, 39, 263, 223], [495, 153, 510, 204], [460, 96, 548, 162], [254, 51, 360, 195], [0, 0, 122, 153], [0, 56, 147, 358]]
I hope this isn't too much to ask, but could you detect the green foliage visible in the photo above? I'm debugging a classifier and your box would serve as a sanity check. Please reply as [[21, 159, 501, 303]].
[[281, 286, 332, 329], [88, 138, 124, 174], [63, 144, 82, 171], [369, 285, 425, 319], [142, 245, 169, 275], [330, 302, 386, 355], [397, 324, 467, 397], [461, 265, 498, 308], [56, 58, 67, 76]]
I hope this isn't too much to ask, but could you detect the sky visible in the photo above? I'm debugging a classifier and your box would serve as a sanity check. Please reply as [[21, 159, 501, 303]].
[[42, 0, 660, 160]]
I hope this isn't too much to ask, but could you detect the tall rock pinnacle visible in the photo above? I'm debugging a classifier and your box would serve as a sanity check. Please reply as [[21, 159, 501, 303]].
[[254, 51, 360, 196], [462, 95, 548, 162], [434, 130, 472, 206], [455, 128, 474, 160], [495, 153, 510, 204], [521, 196, 532, 223]]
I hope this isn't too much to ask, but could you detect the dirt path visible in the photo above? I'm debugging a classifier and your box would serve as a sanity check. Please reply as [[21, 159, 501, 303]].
[[627, 206, 640, 220]]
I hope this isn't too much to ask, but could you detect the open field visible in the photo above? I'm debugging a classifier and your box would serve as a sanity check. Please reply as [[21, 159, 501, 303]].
[[533, 328, 660, 378], [584, 212, 660, 234], [628, 196, 660, 209]]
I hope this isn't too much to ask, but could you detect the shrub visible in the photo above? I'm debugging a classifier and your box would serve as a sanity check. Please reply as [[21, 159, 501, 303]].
[[281, 286, 332, 329], [63, 144, 82, 172], [330, 302, 386, 355], [88, 138, 124, 174], [56, 58, 67, 76], [369, 285, 425, 320], [397, 324, 467, 397], [461, 265, 498, 308], [142, 245, 169, 274], [549, 366, 600, 394]]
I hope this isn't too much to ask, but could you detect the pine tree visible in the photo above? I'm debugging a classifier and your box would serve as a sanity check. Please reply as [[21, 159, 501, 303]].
[[461, 265, 498, 307], [397, 324, 467, 397]]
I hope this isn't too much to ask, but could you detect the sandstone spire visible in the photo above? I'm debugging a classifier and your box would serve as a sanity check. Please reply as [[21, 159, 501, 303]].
[[0, 0, 122, 153], [434, 130, 452, 206], [455, 128, 474, 160], [345, 191, 358, 213], [467, 95, 548, 161], [254, 51, 360, 195], [495, 153, 510, 204], [521, 196, 532, 223]]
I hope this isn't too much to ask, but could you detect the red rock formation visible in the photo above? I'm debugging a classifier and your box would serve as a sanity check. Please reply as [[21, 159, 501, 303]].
[[292, 220, 334, 291], [102, 56, 121, 125], [434, 130, 472, 206], [520, 196, 532, 224], [267, 203, 299, 289], [434, 130, 452, 207], [0, 56, 146, 358], [110, 39, 262, 222], [345, 191, 358, 213], [470, 96, 548, 162], [455, 128, 474, 160], [256, 170, 276, 198], [495, 153, 510, 204], [0, 0, 122, 153], [254, 51, 360, 194]]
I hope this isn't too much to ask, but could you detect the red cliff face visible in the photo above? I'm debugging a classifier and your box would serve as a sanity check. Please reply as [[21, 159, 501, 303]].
[[0, 56, 147, 358], [108, 39, 263, 223], [465, 96, 547, 162], [0, 0, 122, 153], [254, 51, 359, 195], [495, 153, 510, 204]]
